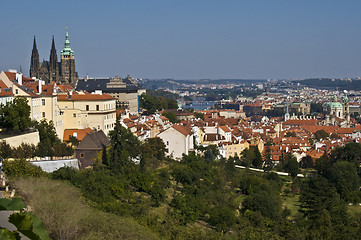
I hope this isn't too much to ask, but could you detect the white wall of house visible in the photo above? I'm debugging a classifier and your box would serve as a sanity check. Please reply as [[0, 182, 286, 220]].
[[158, 127, 193, 160]]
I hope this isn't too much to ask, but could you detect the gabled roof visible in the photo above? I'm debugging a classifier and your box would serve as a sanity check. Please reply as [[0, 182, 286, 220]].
[[172, 124, 192, 136], [63, 128, 93, 142], [76, 130, 111, 150], [3, 71, 35, 84], [0, 79, 13, 97], [219, 125, 232, 132]]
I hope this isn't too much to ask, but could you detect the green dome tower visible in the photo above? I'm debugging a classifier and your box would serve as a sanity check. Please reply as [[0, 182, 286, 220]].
[[60, 29, 78, 85]]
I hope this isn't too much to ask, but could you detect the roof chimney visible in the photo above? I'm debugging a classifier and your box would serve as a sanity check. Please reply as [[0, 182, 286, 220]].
[[38, 80, 42, 94], [16, 73, 22, 85]]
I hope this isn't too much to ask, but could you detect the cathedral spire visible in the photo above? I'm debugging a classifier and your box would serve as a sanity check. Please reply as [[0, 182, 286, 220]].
[[49, 36, 59, 82], [32, 36, 38, 52], [30, 36, 39, 78]]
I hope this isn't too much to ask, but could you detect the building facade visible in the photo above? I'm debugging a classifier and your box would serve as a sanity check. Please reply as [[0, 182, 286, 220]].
[[76, 75, 141, 113]]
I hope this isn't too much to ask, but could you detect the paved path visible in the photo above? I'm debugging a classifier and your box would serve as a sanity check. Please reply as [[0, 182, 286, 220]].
[[0, 191, 29, 239], [235, 165, 305, 177]]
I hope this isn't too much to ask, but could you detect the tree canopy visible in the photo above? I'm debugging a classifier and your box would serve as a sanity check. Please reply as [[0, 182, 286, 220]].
[[0, 97, 32, 131]]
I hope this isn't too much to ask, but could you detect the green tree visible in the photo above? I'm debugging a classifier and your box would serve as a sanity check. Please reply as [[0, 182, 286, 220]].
[[66, 135, 79, 147], [327, 161, 360, 203], [242, 182, 282, 219], [13, 143, 36, 159], [0, 97, 32, 131], [241, 147, 262, 168], [299, 174, 346, 221], [140, 137, 167, 170], [35, 120, 61, 157], [263, 145, 273, 172], [300, 155, 314, 169], [162, 111, 178, 123], [0, 141, 12, 159], [314, 129, 329, 141], [283, 153, 300, 178], [108, 117, 140, 173], [2, 159, 46, 178], [208, 205, 236, 232], [194, 112, 204, 120]]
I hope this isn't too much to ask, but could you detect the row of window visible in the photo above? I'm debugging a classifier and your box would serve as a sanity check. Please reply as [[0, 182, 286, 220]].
[[104, 123, 115, 129], [85, 103, 115, 111], [86, 105, 99, 111], [104, 113, 116, 120]]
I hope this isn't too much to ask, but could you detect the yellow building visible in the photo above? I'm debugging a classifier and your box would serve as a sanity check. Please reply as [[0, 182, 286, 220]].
[[219, 140, 250, 159], [57, 92, 116, 135]]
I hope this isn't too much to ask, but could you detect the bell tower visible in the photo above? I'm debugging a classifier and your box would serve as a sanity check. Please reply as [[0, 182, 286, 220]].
[[60, 30, 78, 85]]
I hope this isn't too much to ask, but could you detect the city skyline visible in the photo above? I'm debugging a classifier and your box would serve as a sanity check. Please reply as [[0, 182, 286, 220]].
[[1, 0, 361, 80]]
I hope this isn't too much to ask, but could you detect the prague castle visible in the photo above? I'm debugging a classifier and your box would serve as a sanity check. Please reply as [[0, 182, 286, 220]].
[[30, 31, 78, 85]]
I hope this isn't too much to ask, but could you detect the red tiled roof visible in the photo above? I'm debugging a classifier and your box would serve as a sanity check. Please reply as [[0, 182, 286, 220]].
[[283, 119, 317, 126], [301, 125, 339, 134], [0, 80, 13, 97], [3, 72, 35, 84], [172, 124, 192, 136], [219, 125, 232, 132], [63, 128, 93, 142]]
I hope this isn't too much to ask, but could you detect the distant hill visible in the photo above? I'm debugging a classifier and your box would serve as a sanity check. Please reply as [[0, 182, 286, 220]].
[[293, 78, 361, 90], [140, 79, 267, 90]]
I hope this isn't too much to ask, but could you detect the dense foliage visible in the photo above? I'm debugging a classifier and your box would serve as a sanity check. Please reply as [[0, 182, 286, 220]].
[[4, 126, 361, 239], [0, 97, 32, 131], [139, 93, 178, 114]]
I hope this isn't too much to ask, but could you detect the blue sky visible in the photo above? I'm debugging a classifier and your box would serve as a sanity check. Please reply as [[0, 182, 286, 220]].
[[1, 0, 361, 79]]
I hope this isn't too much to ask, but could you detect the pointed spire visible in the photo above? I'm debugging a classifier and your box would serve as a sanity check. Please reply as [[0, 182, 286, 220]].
[[51, 35, 56, 50], [49, 36, 58, 81], [30, 36, 39, 78], [33, 36, 36, 49], [61, 29, 74, 56]]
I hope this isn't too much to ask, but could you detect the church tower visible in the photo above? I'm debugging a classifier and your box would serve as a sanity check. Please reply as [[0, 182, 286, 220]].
[[343, 91, 350, 127], [60, 31, 78, 85], [49, 36, 59, 82], [30, 36, 39, 79]]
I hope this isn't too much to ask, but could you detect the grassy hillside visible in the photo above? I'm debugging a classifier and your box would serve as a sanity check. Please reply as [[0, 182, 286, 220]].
[[12, 177, 159, 240]]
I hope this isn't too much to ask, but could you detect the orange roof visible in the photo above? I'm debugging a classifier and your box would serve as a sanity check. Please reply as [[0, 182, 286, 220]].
[[301, 125, 339, 134], [283, 119, 317, 126], [3, 71, 35, 84], [219, 125, 232, 132], [57, 92, 115, 101], [337, 128, 355, 134], [0, 79, 13, 97], [172, 124, 192, 136], [57, 85, 73, 93], [63, 128, 93, 142]]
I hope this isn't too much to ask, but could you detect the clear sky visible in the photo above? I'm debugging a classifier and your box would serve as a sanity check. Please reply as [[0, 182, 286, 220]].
[[1, 0, 361, 79]]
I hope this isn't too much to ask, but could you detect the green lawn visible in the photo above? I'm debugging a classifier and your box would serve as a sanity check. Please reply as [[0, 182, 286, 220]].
[[347, 204, 361, 216], [282, 194, 300, 216]]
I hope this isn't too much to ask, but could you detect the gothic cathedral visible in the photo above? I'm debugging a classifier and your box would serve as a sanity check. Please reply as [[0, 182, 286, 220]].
[[30, 31, 78, 85]]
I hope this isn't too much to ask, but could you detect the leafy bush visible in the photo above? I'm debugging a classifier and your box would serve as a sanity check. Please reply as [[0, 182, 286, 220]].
[[3, 159, 47, 178]]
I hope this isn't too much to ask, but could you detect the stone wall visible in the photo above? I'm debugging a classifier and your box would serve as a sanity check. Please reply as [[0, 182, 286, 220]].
[[0, 131, 40, 148]]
